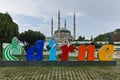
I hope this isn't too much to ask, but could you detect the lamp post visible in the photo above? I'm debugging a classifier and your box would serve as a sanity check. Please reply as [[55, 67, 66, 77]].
[[108, 35, 114, 44]]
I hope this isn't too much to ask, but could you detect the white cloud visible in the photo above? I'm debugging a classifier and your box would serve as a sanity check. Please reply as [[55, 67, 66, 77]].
[[1, 0, 120, 39]]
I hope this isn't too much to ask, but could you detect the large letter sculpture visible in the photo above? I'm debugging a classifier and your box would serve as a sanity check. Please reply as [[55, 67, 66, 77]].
[[61, 44, 74, 61], [3, 37, 23, 61], [78, 45, 96, 61], [26, 40, 44, 61], [98, 44, 114, 61], [48, 37, 58, 61]]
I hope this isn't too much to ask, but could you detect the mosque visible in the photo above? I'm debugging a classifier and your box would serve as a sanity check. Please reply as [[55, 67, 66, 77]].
[[46, 11, 76, 43]]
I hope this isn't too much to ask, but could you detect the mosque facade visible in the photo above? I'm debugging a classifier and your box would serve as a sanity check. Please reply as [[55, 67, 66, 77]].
[[46, 11, 76, 43]]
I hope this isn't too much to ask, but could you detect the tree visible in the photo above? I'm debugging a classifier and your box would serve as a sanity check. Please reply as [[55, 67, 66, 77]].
[[94, 34, 108, 41], [77, 36, 85, 41], [94, 29, 116, 41], [19, 30, 45, 50], [0, 12, 19, 56]]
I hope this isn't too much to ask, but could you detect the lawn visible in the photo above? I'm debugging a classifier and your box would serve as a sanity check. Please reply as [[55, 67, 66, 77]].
[[0, 64, 120, 80], [0, 54, 119, 80]]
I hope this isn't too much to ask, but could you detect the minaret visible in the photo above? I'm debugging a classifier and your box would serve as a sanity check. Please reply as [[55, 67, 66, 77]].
[[64, 19, 66, 29], [73, 13, 76, 40], [58, 10, 60, 38], [51, 18, 53, 37], [91, 36, 93, 41]]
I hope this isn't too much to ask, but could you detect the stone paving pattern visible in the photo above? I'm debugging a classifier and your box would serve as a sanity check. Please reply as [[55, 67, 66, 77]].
[[0, 61, 120, 80]]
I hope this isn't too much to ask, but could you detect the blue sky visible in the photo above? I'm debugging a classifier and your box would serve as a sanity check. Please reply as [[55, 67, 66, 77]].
[[0, 0, 120, 39]]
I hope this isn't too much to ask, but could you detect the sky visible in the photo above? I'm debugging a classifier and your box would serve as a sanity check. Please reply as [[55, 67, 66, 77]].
[[0, 0, 120, 39]]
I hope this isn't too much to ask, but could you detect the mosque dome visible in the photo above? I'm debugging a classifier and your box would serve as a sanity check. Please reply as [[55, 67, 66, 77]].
[[55, 28, 71, 34], [54, 28, 73, 43]]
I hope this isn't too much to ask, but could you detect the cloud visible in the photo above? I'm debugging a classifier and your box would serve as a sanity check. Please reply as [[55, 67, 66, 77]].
[[1, 0, 120, 39], [1, 0, 120, 22]]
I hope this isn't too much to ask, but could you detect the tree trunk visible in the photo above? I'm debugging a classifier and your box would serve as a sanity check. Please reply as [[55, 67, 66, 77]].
[[0, 43, 3, 57]]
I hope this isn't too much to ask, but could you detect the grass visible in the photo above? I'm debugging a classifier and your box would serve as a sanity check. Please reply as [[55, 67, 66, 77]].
[[0, 55, 120, 80], [0, 63, 120, 80]]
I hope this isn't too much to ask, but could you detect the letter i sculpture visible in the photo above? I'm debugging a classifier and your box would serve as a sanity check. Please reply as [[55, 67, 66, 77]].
[[48, 37, 58, 61]]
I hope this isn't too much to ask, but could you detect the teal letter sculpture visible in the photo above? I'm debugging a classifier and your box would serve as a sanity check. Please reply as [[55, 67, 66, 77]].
[[3, 37, 23, 61], [48, 37, 58, 61]]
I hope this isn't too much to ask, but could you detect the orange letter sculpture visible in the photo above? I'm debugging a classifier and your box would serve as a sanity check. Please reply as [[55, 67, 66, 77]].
[[78, 45, 96, 61]]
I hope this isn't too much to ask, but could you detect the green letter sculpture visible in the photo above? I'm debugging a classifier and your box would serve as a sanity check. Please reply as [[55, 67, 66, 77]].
[[3, 37, 23, 61]]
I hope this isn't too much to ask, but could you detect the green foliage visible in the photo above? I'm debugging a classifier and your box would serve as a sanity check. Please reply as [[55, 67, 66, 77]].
[[94, 28, 120, 41], [77, 36, 85, 41], [0, 12, 19, 43], [94, 34, 108, 41], [19, 30, 45, 46], [0, 12, 19, 56]]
